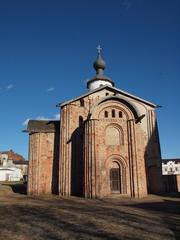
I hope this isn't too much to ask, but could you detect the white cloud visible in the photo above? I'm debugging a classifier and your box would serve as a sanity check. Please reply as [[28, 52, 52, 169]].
[[22, 114, 60, 126], [22, 116, 49, 126], [36, 116, 50, 120], [6, 84, 14, 91], [47, 87, 55, 92], [53, 113, 60, 120], [22, 118, 30, 126]]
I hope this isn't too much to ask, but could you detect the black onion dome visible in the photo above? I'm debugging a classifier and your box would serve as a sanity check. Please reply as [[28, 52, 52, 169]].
[[93, 55, 106, 71], [87, 46, 115, 90]]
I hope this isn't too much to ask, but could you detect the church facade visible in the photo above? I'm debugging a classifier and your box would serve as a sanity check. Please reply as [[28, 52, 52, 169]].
[[27, 48, 163, 198]]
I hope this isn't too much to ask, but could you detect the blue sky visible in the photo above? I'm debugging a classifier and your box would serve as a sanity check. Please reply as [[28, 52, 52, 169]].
[[0, 0, 179, 159]]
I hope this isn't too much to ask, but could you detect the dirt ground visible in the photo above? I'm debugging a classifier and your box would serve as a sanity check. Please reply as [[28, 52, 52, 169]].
[[0, 185, 179, 240]]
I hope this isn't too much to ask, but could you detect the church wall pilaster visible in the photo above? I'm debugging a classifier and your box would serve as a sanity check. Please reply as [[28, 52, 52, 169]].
[[59, 105, 72, 196], [91, 119, 97, 198], [59, 106, 66, 195], [135, 125, 148, 197], [127, 120, 148, 198], [84, 119, 97, 198], [127, 120, 137, 197]]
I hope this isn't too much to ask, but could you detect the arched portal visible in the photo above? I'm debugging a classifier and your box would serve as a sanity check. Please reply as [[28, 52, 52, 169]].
[[108, 158, 127, 195], [110, 162, 121, 193]]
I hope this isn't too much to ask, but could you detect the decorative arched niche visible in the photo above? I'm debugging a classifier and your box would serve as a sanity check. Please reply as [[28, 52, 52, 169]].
[[105, 124, 124, 145], [90, 95, 140, 121]]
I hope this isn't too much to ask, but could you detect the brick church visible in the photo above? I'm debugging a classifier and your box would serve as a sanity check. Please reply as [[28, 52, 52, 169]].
[[27, 47, 163, 198]]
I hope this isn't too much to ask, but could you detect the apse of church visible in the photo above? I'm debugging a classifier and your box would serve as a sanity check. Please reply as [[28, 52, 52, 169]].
[[27, 47, 163, 198]]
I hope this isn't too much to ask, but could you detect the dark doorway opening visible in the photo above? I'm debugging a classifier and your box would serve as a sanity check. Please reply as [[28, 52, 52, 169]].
[[110, 168, 121, 193]]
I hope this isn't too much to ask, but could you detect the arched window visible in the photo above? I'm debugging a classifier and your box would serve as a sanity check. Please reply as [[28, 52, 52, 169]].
[[79, 116, 83, 127], [112, 109, 115, 118], [106, 92, 109, 96], [119, 111, 122, 118], [104, 111, 108, 118], [80, 99, 84, 107], [110, 162, 121, 193]]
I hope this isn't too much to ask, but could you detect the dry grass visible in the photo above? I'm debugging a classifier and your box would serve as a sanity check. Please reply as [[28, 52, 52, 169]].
[[0, 185, 179, 240]]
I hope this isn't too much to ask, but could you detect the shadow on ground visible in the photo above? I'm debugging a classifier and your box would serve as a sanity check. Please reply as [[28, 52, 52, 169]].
[[0, 192, 179, 240], [1, 182, 27, 195], [123, 198, 180, 240], [10, 183, 27, 194]]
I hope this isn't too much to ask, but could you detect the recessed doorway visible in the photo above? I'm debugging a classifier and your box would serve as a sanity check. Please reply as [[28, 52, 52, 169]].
[[110, 166, 121, 193]]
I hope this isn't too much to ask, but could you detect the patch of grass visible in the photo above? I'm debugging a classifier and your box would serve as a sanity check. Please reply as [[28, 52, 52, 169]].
[[0, 180, 24, 185], [0, 184, 14, 196]]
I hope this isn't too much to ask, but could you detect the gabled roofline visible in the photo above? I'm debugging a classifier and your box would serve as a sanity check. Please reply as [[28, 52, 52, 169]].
[[57, 85, 159, 108], [24, 120, 60, 134]]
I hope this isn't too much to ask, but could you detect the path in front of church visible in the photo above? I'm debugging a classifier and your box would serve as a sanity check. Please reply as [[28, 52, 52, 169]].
[[0, 186, 179, 240]]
